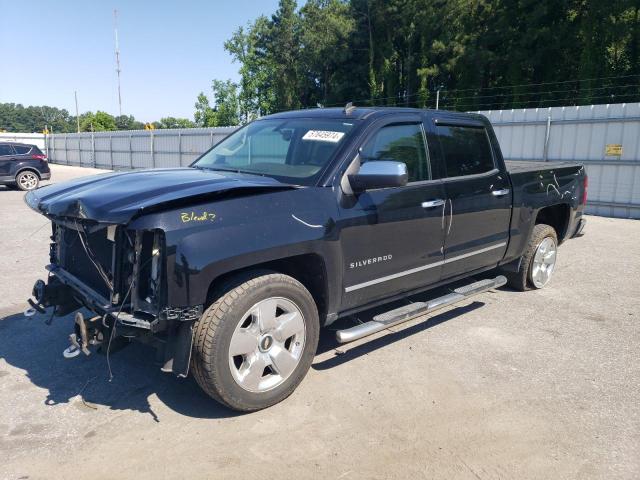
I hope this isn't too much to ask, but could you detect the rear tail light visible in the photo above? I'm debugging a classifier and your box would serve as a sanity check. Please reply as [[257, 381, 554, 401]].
[[32, 154, 47, 161], [582, 175, 588, 204]]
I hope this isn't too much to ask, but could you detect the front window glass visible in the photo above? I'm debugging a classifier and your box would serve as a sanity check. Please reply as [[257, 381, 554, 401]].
[[0, 145, 14, 156], [361, 123, 429, 182], [193, 118, 355, 185]]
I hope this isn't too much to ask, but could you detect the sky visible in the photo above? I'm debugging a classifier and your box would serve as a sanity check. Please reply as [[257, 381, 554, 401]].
[[0, 0, 281, 122]]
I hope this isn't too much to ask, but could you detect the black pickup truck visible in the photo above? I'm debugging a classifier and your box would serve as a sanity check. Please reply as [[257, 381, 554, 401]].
[[25, 106, 587, 411]]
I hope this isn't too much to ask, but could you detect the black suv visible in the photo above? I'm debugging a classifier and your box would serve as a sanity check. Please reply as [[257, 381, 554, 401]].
[[0, 142, 51, 191]]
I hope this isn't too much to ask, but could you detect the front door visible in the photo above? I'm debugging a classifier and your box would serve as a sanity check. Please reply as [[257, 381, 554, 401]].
[[338, 117, 446, 310], [433, 121, 512, 278]]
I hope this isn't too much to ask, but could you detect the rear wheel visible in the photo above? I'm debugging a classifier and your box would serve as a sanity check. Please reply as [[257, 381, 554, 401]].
[[191, 271, 319, 411], [505, 224, 558, 291], [15, 171, 40, 191]]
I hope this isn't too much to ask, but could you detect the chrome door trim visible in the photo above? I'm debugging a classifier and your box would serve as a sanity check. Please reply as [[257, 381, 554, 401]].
[[344, 241, 507, 292]]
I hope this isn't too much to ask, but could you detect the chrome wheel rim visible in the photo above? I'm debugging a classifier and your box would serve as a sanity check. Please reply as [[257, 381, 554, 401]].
[[228, 297, 306, 393], [19, 172, 38, 190], [531, 237, 557, 288]]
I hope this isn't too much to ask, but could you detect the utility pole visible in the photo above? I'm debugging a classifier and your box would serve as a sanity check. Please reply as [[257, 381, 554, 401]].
[[114, 9, 123, 117], [74, 90, 80, 133]]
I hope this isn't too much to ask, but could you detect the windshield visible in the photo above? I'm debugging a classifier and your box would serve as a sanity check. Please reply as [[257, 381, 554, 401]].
[[192, 118, 355, 185]]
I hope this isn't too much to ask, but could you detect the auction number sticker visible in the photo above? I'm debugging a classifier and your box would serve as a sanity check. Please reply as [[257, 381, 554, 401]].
[[302, 130, 345, 143]]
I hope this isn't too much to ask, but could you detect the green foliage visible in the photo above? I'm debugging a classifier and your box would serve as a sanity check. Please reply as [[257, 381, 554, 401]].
[[1, 103, 191, 133], [79, 111, 117, 132], [156, 117, 196, 129], [217, 0, 640, 115], [115, 115, 144, 130], [194, 80, 241, 127], [0, 103, 76, 133]]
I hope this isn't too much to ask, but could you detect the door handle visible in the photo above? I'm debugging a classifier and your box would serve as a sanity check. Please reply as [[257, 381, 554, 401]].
[[421, 199, 445, 208], [491, 188, 510, 197]]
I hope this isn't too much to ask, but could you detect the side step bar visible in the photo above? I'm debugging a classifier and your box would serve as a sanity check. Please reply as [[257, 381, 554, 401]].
[[336, 275, 507, 344]]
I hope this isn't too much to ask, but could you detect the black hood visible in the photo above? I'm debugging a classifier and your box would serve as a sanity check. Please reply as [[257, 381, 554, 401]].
[[25, 167, 295, 224]]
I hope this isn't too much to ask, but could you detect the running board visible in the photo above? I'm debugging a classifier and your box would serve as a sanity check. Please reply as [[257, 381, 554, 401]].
[[335, 275, 507, 344]]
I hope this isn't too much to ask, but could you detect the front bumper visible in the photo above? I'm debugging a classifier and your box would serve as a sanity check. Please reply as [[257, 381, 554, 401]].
[[45, 264, 201, 329]]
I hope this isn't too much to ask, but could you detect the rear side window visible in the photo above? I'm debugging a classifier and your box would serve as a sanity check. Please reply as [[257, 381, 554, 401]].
[[13, 145, 32, 154], [0, 145, 14, 156], [361, 123, 430, 182], [437, 125, 495, 177]]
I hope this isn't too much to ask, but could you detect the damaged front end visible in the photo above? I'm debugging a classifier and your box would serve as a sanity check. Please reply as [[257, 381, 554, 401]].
[[23, 167, 296, 378], [29, 219, 197, 377]]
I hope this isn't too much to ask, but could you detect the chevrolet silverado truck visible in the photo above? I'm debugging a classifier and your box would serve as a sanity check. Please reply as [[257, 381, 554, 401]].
[[25, 106, 587, 411]]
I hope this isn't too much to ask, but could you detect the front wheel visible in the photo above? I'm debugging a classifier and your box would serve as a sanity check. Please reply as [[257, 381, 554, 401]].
[[505, 224, 558, 291], [191, 272, 319, 411]]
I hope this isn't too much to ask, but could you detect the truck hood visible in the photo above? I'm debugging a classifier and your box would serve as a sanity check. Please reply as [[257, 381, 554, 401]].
[[25, 167, 296, 224]]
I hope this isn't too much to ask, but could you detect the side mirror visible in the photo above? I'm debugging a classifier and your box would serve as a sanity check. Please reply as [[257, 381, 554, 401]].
[[348, 161, 408, 193]]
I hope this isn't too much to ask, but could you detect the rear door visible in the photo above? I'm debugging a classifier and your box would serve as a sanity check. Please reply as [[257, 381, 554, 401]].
[[0, 144, 16, 176], [433, 119, 511, 278], [339, 115, 446, 309]]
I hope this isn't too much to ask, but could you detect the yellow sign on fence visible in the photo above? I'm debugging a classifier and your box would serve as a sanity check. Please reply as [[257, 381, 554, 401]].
[[605, 144, 623, 156]]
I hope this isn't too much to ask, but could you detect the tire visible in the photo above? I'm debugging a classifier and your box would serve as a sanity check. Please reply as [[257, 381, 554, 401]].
[[504, 224, 558, 291], [15, 170, 40, 191], [191, 271, 320, 412]]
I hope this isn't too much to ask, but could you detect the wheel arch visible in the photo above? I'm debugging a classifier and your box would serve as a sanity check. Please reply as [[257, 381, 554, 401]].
[[205, 253, 330, 325], [535, 203, 570, 243], [15, 166, 42, 180]]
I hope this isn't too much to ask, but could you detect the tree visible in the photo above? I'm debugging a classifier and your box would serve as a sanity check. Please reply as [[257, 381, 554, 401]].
[[115, 115, 144, 130], [194, 80, 241, 127], [156, 117, 196, 129], [217, 0, 640, 113], [80, 111, 117, 132], [194, 92, 216, 127]]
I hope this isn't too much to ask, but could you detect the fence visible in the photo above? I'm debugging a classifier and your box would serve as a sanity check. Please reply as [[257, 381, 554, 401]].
[[0, 132, 47, 152], [478, 102, 640, 219], [45, 127, 237, 170], [41, 102, 640, 219]]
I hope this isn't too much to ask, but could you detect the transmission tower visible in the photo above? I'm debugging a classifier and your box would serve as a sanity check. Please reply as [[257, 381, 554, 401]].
[[114, 9, 122, 116]]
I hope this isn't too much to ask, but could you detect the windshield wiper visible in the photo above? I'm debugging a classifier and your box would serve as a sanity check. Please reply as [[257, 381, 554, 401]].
[[192, 165, 237, 173]]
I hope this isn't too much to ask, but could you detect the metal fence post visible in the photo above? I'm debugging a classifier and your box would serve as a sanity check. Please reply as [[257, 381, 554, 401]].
[[91, 132, 96, 168], [129, 133, 133, 169], [65, 134, 69, 165], [109, 135, 113, 169], [543, 112, 552, 162], [150, 131, 155, 168], [210, 131, 214, 147], [78, 136, 82, 166], [178, 132, 182, 166]]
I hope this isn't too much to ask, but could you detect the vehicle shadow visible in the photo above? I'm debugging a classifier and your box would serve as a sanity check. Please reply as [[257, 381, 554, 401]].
[[313, 301, 485, 371], [0, 308, 239, 421], [0, 274, 498, 419]]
